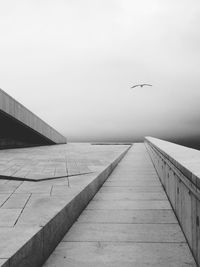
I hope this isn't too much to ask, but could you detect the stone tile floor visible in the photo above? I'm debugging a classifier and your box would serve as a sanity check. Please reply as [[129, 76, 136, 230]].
[[43, 144, 197, 267], [0, 143, 112, 181], [0, 143, 129, 266]]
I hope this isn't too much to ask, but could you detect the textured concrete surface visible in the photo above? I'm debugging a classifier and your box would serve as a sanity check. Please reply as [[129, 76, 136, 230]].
[[44, 144, 196, 267], [77, 209, 177, 224], [0, 144, 97, 180], [86, 199, 171, 210], [63, 223, 185, 242], [146, 136, 200, 184], [146, 137, 200, 266], [0, 143, 130, 267], [43, 242, 196, 267]]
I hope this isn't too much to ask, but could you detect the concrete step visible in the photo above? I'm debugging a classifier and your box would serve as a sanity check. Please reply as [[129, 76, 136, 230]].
[[0, 144, 130, 267]]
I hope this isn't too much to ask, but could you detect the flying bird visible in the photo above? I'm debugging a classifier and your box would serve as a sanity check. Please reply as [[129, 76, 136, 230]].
[[131, 84, 152, 89]]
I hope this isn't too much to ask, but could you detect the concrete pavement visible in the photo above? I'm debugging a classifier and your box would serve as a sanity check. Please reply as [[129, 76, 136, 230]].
[[0, 143, 130, 267], [43, 143, 196, 267]]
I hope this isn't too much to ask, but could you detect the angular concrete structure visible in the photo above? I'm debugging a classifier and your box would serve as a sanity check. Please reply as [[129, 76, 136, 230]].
[[0, 88, 66, 148], [0, 143, 130, 267], [43, 144, 196, 267], [0, 88, 198, 267], [145, 137, 200, 266]]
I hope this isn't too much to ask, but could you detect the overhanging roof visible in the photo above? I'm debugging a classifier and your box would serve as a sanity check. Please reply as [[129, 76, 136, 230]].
[[0, 88, 66, 148]]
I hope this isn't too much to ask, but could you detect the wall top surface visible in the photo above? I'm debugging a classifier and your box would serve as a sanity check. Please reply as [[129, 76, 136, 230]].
[[145, 136, 200, 183]]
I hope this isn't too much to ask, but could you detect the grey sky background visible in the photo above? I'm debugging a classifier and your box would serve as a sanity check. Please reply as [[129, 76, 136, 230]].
[[0, 0, 200, 143]]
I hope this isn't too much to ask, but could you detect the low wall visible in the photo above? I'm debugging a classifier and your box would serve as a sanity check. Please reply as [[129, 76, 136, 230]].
[[145, 137, 200, 266]]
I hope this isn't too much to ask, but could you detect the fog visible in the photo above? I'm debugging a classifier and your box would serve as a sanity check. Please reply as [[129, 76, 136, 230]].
[[0, 0, 200, 147]]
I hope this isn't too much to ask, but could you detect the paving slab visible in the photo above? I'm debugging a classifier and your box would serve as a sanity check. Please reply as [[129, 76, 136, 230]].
[[1, 194, 30, 209], [43, 242, 196, 267], [0, 226, 41, 259], [108, 175, 159, 180], [17, 195, 74, 226], [0, 194, 10, 206], [63, 223, 185, 242], [51, 185, 71, 195], [0, 209, 21, 227], [86, 200, 171, 210], [77, 209, 177, 224], [14, 182, 52, 194], [94, 191, 167, 200], [0, 185, 20, 194], [104, 180, 161, 186], [99, 185, 164, 193], [112, 172, 157, 176], [0, 180, 8, 185]]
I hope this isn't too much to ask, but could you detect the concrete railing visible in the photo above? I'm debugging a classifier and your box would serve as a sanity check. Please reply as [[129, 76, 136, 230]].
[[145, 137, 200, 266]]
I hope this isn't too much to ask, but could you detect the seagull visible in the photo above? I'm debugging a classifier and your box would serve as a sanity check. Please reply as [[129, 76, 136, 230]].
[[131, 83, 152, 89]]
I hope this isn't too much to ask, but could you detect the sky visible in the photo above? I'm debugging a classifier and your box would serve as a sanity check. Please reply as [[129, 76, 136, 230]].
[[0, 0, 200, 145]]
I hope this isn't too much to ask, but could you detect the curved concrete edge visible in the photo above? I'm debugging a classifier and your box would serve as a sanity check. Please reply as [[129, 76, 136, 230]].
[[0, 145, 131, 267]]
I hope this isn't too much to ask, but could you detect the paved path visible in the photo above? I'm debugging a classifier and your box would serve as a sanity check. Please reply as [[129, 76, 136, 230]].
[[43, 143, 196, 267], [0, 144, 130, 266], [0, 144, 128, 229]]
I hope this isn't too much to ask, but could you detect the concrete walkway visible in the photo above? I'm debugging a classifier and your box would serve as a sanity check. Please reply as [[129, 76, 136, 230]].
[[0, 144, 130, 267], [43, 143, 196, 267]]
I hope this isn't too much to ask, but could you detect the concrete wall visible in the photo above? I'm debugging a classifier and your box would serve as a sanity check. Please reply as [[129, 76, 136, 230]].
[[0, 88, 66, 145], [145, 137, 200, 266]]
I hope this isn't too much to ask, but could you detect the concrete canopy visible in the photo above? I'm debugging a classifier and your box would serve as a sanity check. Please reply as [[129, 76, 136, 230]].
[[0, 88, 66, 148]]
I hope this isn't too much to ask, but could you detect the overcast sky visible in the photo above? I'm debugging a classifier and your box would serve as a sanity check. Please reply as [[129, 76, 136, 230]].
[[0, 0, 200, 143]]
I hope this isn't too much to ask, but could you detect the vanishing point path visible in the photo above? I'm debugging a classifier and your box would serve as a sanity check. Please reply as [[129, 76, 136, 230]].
[[44, 144, 196, 266]]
